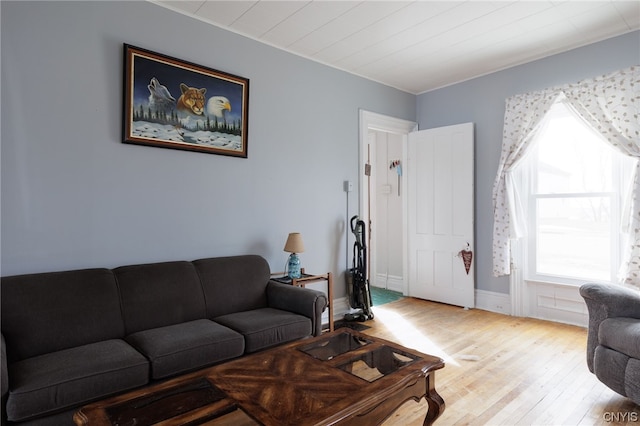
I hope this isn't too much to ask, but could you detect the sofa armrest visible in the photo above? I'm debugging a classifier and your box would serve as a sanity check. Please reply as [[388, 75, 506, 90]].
[[1, 333, 8, 426], [579, 283, 640, 372], [267, 281, 328, 337]]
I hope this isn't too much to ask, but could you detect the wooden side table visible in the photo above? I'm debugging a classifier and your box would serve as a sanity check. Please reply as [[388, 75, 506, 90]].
[[272, 270, 333, 332]]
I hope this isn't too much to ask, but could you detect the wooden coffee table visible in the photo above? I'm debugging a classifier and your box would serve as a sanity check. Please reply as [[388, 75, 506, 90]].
[[74, 329, 445, 425]]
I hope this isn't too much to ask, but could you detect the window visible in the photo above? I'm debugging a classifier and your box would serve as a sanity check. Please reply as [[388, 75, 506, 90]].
[[516, 101, 636, 285]]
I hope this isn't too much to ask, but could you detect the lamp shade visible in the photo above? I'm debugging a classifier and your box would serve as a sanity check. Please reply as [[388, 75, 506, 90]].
[[283, 233, 305, 253]]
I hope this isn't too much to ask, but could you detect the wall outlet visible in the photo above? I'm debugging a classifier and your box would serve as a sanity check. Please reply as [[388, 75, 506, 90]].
[[343, 180, 354, 192]]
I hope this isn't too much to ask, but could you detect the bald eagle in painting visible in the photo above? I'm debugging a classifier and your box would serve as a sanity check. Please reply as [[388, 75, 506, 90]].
[[207, 96, 231, 118]]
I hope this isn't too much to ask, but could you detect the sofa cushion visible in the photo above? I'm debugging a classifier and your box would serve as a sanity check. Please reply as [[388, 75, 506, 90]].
[[126, 319, 244, 379], [193, 255, 270, 318], [1, 269, 124, 362], [6, 339, 148, 422], [599, 317, 640, 359], [214, 308, 311, 353], [114, 261, 206, 334]]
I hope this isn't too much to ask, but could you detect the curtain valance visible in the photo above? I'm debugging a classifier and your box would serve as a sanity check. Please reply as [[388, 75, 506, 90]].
[[492, 66, 640, 286]]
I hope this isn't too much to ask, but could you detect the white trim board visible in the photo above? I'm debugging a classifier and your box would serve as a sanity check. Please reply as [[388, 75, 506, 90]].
[[523, 281, 588, 328], [330, 288, 586, 328], [475, 289, 512, 316]]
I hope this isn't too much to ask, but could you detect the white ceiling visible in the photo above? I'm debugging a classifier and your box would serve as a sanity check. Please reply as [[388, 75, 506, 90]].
[[153, 1, 640, 94]]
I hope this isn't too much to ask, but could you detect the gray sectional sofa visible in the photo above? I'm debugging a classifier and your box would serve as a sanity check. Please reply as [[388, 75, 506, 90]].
[[0, 255, 328, 425], [580, 283, 640, 404]]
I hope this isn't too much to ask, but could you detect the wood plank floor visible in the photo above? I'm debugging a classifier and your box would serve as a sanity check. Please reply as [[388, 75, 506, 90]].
[[362, 297, 639, 426]]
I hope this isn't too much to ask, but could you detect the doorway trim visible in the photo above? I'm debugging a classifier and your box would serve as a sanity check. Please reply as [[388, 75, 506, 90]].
[[358, 110, 417, 295]]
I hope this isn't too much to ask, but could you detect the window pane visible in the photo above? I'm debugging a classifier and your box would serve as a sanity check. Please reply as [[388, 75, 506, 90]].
[[519, 102, 637, 285], [536, 106, 614, 194], [536, 197, 610, 281]]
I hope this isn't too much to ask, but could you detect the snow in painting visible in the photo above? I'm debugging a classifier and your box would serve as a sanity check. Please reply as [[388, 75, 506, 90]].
[[132, 121, 241, 151]]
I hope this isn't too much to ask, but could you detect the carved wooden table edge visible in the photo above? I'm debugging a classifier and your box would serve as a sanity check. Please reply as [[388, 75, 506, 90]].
[[423, 370, 446, 426], [73, 328, 446, 426], [355, 330, 445, 426], [323, 369, 445, 426], [337, 329, 446, 426]]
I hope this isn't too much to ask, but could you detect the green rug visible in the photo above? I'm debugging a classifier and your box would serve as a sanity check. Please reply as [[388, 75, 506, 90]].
[[370, 286, 404, 306]]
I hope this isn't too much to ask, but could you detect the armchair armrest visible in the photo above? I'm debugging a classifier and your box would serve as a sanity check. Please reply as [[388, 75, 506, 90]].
[[267, 281, 328, 337], [579, 283, 640, 372]]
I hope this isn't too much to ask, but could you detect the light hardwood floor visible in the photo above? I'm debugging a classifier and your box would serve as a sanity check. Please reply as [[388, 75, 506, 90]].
[[363, 297, 639, 426]]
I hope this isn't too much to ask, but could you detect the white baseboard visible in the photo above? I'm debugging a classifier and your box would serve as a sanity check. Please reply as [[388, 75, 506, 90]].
[[373, 274, 404, 294], [330, 291, 513, 321], [325, 297, 350, 323], [328, 287, 584, 328], [474, 289, 512, 315]]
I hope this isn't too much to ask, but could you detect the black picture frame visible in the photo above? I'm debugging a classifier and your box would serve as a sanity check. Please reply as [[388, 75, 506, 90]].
[[123, 44, 249, 158]]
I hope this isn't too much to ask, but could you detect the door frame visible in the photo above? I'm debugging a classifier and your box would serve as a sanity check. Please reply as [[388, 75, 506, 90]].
[[358, 110, 417, 295]]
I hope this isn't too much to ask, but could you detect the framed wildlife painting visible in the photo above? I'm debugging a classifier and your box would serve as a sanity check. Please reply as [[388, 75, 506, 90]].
[[123, 44, 249, 157]]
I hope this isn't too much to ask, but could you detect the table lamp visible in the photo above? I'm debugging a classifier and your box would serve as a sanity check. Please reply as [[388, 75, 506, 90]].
[[284, 232, 304, 278]]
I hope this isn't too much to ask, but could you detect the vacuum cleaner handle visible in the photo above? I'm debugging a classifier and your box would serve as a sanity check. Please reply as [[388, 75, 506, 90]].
[[350, 215, 359, 233]]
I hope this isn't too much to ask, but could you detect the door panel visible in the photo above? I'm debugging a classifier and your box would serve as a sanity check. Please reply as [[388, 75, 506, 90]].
[[408, 123, 474, 308]]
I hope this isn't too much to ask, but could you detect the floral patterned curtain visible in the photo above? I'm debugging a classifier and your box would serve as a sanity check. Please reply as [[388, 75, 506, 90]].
[[492, 66, 640, 286]]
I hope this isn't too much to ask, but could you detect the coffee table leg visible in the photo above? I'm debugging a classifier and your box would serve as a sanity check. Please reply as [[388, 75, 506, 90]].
[[423, 373, 445, 426]]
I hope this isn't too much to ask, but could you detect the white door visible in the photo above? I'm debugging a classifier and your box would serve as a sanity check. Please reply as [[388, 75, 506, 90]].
[[408, 123, 475, 308]]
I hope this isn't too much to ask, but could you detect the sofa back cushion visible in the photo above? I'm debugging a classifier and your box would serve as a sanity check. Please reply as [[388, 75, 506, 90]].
[[1, 268, 124, 362], [114, 261, 206, 334], [193, 255, 270, 318]]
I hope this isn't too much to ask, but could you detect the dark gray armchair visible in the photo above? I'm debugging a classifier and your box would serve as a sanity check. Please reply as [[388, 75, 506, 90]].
[[580, 283, 640, 404]]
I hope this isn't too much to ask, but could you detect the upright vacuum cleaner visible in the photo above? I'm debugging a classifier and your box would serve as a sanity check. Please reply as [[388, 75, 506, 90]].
[[345, 215, 374, 321]]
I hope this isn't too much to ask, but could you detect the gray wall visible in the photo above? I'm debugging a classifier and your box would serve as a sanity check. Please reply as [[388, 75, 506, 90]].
[[2, 0, 637, 300], [416, 31, 640, 294], [0, 0, 416, 301]]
